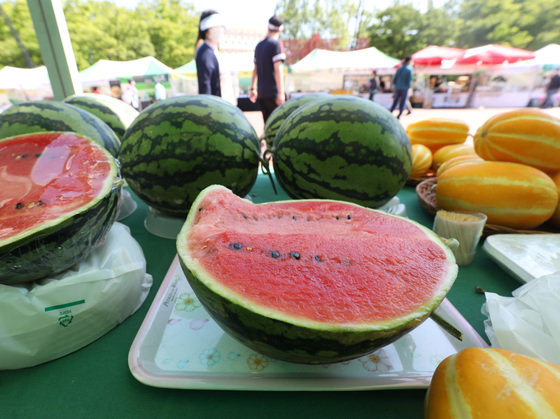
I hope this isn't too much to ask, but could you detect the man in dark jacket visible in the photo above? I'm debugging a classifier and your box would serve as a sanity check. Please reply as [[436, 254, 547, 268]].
[[390, 56, 414, 119]]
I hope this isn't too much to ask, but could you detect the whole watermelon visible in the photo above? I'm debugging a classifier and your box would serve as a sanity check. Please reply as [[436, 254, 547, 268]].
[[64, 93, 139, 140], [273, 96, 412, 208], [263, 93, 326, 148], [0, 100, 120, 157], [119, 95, 261, 216]]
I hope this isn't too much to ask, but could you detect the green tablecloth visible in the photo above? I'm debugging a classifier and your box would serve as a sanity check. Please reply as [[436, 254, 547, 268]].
[[0, 175, 520, 418]]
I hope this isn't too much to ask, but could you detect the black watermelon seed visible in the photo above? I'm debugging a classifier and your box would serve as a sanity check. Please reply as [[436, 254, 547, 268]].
[[229, 243, 243, 250], [21, 154, 28, 158], [241, 213, 248, 219], [271, 251, 280, 259], [38, 200, 44, 206], [335, 216, 340, 220], [35, 153, 42, 158], [347, 215, 352, 220], [314, 255, 321, 262], [198, 207, 204, 212], [292, 216, 297, 221], [290, 252, 300, 260], [15, 202, 22, 209]]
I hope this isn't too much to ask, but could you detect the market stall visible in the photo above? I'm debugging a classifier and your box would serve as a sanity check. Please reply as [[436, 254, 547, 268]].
[[286, 47, 400, 106], [411, 44, 539, 108], [515, 44, 560, 107], [79, 56, 179, 107], [0, 65, 53, 106]]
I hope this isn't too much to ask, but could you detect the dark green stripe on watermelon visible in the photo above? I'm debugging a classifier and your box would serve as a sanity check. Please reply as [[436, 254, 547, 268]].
[[180, 257, 426, 364], [64, 94, 139, 140], [0, 186, 121, 285], [119, 95, 260, 216], [273, 96, 412, 208], [0, 100, 120, 157], [263, 93, 327, 148]]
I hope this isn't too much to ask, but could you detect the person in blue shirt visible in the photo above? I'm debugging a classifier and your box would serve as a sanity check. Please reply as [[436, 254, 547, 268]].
[[390, 56, 414, 119], [195, 11, 225, 97], [249, 16, 286, 123]]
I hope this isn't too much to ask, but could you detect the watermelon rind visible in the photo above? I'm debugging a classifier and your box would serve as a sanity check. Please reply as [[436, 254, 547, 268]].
[[0, 133, 121, 284], [263, 93, 327, 148], [119, 95, 261, 216], [177, 185, 458, 364], [0, 100, 121, 157], [273, 95, 412, 208], [64, 93, 139, 140]]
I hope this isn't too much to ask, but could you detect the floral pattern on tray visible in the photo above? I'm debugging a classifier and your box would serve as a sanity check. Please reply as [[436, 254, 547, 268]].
[[152, 264, 469, 378]]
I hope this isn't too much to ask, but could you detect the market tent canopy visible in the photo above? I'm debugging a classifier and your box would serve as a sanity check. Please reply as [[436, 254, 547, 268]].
[[0, 65, 51, 90], [454, 44, 535, 65], [516, 44, 560, 69], [411, 46, 465, 66], [175, 60, 196, 74], [290, 47, 400, 73], [79, 56, 177, 84]]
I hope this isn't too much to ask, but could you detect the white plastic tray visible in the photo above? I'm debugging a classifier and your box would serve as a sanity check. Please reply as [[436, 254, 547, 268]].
[[129, 256, 486, 391], [483, 234, 560, 283]]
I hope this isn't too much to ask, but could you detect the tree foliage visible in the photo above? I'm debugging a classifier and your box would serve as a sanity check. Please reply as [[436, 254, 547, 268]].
[[366, 0, 560, 58], [0, 0, 198, 69], [0, 0, 559, 70], [275, 0, 363, 48]]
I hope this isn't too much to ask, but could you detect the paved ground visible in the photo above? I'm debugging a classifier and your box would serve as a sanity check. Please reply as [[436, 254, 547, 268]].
[[245, 106, 560, 141]]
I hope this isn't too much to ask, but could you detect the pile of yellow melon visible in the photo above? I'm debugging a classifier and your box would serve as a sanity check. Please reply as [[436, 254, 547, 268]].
[[408, 110, 560, 230]]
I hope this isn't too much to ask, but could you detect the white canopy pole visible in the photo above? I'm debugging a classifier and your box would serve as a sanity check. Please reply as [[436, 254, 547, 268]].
[[27, 0, 82, 100]]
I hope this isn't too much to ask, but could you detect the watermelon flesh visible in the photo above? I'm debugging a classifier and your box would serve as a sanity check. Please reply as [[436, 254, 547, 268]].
[[0, 133, 113, 243], [178, 185, 458, 363], [0, 132, 120, 284]]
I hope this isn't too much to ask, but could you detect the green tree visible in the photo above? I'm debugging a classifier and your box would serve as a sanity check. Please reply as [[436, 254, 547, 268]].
[[456, 0, 533, 48], [136, 0, 198, 69], [64, 0, 156, 70], [418, 2, 460, 48], [367, 3, 424, 58], [510, 0, 560, 49], [0, 0, 42, 68], [275, 0, 363, 48]]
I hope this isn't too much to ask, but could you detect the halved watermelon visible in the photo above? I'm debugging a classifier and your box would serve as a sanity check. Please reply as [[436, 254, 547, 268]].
[[0, 132, 121, 284], [177, 185, 458, 364]]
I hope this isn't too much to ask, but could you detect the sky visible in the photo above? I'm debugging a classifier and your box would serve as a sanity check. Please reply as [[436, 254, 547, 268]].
[[113, 0, 445, 30]]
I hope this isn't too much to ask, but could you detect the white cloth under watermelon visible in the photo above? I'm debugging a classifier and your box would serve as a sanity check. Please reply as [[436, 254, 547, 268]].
[[0, 222, 152, 370]]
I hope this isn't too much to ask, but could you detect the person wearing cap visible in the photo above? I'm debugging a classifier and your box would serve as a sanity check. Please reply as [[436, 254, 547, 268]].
[[195, 10, 225, 97], [249, 15, 286, 123]]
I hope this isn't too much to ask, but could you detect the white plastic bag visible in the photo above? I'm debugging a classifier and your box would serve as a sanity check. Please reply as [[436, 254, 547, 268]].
[[483, 274, 560, 364], [0, 222, 152, 369]]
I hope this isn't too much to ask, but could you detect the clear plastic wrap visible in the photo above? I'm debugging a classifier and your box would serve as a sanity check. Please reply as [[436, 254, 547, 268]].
[[0, 222, 152, 370], [482, 273, 560, 364]]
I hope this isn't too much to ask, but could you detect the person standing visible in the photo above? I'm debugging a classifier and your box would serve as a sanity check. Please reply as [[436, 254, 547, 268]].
[[121, 79, 139, 110], [542, 69, 560, 108], [390, 56, 413, 119], [249, 15, 286, 123], [154, 79, 166, 102], [195, 11, 225, 97], [368, 70, 378, 101]]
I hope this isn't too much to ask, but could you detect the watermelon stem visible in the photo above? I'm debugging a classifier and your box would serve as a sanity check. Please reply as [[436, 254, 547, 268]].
[[430, 311, 463, 341], [254, 148, 277, 195]]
